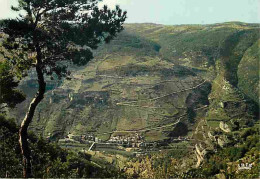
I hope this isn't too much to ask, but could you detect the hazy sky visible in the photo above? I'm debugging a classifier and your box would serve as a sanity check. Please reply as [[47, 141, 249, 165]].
[[1, 0, 259, 25]]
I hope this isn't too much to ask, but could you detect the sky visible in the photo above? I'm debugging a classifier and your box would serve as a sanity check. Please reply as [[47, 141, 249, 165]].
[[0, 0, 259, 25]]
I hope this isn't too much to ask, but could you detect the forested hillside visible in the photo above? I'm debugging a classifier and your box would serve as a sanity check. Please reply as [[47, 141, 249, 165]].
[[0, 115, 124, 178]]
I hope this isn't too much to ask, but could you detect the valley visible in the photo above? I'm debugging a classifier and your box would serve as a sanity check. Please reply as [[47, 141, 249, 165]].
[[10, 22, 260, 178]]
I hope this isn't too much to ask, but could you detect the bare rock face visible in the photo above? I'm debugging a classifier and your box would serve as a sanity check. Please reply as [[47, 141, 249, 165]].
[[195, 143, 210, 167], [217, 136, 229, 148], [219, 121, 231, 133]]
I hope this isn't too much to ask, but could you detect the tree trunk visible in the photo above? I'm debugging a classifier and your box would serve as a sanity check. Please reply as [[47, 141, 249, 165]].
[[19, 46, 46, 178]]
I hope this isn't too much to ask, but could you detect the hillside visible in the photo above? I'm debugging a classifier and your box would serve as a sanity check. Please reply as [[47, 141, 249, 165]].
[[13, 22, 259, 138], [8, 21, 260, 178], [0, 115, 124, 178]]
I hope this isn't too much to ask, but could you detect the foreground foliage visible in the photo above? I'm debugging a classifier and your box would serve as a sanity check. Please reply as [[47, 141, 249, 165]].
[[122, 124, 259, 179], [0, 60, 25, 111], [1, 0, 126, 176], [189, 126, 260, 178], [0, 115, 124, 178]]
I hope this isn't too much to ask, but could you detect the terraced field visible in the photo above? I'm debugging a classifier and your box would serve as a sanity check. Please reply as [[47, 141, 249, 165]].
[[12, 22, 259, 144]]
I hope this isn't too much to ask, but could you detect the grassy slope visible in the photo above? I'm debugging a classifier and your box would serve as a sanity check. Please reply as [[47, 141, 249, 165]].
[[25, 26, 204, 141], [4, 22, 259, 179], [237, 40, 260, 105], [11, 22, 259, 143]]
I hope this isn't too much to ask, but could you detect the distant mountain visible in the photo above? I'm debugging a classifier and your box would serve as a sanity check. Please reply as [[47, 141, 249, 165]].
[[13, 22, 259, 144]]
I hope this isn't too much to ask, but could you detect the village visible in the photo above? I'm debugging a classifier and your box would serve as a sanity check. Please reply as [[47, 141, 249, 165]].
[[54, 131, 192, 152], [57, 132, 154, 149]]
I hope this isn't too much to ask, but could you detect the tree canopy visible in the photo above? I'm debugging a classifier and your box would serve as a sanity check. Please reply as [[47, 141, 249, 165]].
[[0, 0, 127, 177], [1, 0, 127, 78], [0, 60, 25, 111]]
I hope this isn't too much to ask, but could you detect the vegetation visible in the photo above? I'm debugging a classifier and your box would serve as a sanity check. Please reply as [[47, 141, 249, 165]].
[[238, 40, 260, 105], [0, 61, 25, 110], [1, 0, 126, 177], [121, 124, 259, 179], [0, 115, 124, 178], [1, 20, 259, 178], [188, 126, 260, 178]]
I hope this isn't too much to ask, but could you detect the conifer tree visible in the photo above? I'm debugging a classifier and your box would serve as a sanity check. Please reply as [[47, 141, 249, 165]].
[[1, 0, 126, 177]]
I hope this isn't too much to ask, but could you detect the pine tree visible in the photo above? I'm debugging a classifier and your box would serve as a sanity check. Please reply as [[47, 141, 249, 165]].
[[1, 0, 126, 177]]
